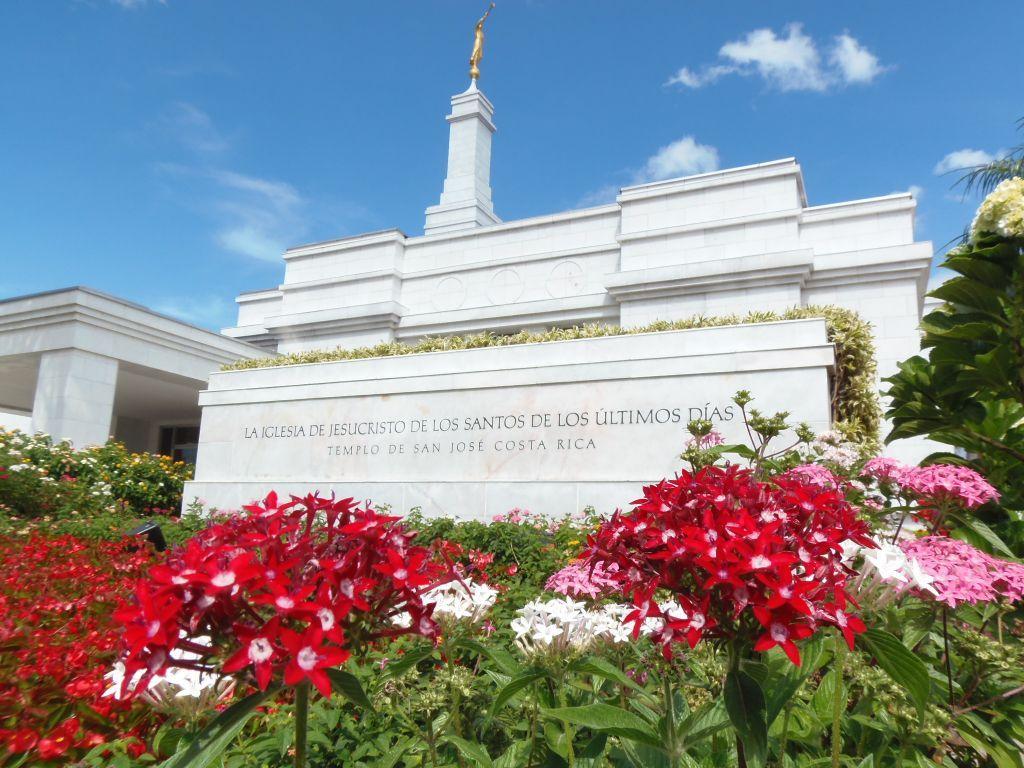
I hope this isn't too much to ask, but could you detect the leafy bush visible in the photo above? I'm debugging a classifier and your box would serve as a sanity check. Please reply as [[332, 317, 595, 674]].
[[885, 179, 1024, 552], [0, 429, 201, 544]]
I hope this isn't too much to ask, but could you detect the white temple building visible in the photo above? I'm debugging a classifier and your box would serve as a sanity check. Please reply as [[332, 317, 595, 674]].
[[225, 79, 931, 403], [1, 74, 933, 463]]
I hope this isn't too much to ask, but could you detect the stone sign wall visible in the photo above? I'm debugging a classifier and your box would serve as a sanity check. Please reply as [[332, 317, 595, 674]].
[[184, 319, 835, 518]]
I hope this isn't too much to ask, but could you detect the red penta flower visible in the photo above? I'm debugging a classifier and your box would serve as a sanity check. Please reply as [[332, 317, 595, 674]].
[[583, 465, 873, 663], [280, 625, 350, 697], [115, 492, 450, 699], [752, 606, 814, 664]]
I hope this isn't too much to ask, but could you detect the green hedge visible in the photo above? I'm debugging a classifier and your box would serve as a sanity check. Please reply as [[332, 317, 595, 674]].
[[224, 305, 881, 445]]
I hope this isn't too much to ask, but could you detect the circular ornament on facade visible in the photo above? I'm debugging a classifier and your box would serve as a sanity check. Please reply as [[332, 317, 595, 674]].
[[546, 260, 585, 299], [433, 276, 467, 311], [487, 268, 524, 304]]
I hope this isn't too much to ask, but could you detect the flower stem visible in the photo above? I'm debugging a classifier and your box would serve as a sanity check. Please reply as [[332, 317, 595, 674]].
[[831, 631, 845, 768], [664, 673, 679, 766], [942, 607, 954, 705], [294, 682, 309, 768]]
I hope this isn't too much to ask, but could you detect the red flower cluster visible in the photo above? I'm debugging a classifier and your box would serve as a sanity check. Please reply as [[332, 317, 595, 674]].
[[0, 534, 159, 764], [116, 492, 449, 699], [583, 465, 874, 664]]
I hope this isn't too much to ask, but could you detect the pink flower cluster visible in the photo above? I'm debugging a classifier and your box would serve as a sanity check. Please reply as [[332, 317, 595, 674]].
[[899, 536, 1024, 608], [783, 464, 841, 489], [544, 561, 621, 598], [861, 460, 999, 509], [685, 431, 725, 450], [492, 508, 529, 524]]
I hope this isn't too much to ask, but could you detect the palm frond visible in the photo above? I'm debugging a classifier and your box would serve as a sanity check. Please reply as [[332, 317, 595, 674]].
[[956, 151, 1024, 196], [952, 116, 1024, 196]]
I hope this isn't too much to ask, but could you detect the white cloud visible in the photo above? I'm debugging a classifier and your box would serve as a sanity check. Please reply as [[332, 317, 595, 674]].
[[577, 183, 621, 208], [830, 33, 886, 84], [667, 24, 888, 92], [206, 170, 304, 261], [157, 164, 307, 262], [665, 64, 737, 89], [933, 148, 996, 175], [578, 136, 720, 206], [890, 185, 924, 200], [635, 136, 720, 183], [109, 0, 165, 8], [153, 295, 235, 330], [160, 102, 228, 154], [720, 24, 826, 91]]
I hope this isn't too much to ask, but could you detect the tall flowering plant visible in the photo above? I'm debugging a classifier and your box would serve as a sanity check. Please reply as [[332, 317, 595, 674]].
[[114, 492, 450, 768], [583, 465, 873, 665], [583, 464, 876, 767]]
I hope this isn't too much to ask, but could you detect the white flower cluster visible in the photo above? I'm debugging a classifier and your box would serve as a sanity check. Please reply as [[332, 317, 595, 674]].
[[852, 537, 937, 607], [510, 598, 633, 656], [104, 637, 234, 715], [807, 431, 861, 471], [971, 177, 1024, 241], [393, 578, 498, 630]]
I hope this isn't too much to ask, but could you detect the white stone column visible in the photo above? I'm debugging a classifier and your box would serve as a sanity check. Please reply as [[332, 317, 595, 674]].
[[31, 349, 118, 447], [424, 81, 501, 235]]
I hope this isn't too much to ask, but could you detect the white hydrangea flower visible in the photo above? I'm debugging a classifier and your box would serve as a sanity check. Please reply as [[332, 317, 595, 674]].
[[971, 177, 1024, 241]]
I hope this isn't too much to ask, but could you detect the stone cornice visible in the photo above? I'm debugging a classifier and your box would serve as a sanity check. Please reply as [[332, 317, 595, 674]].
[[616, 209, 803, 244], [0, 287, 267, 365], [283, 229, 407, 261], [262, 301, 406, 338], [605, 251, 815, 302], [397, 294, 618, 339], [618, 158, 806, 206]]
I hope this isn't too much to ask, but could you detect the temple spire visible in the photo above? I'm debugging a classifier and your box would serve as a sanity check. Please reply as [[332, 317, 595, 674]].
[[424, 7, 500, 235]]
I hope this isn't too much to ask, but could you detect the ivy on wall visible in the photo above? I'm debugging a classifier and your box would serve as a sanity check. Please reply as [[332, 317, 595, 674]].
[[224, 305, 881, 446]]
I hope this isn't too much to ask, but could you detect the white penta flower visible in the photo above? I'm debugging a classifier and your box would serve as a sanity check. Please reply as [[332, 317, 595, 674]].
[[905, 556, 939, 596], [392, 578, 499, 630], [863, 542, 910, 583]]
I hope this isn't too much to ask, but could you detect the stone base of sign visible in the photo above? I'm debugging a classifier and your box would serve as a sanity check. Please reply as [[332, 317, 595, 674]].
[[184, 318, 835, 519]]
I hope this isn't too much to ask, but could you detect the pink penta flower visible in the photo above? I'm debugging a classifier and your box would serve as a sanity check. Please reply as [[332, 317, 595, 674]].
[[899, 536, 1024, 608], [899, 465, 999, 509], [860, 457, 910, 484]]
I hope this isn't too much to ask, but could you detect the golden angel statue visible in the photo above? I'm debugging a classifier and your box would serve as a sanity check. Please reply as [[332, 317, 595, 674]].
[[469, 3, 495, 80]]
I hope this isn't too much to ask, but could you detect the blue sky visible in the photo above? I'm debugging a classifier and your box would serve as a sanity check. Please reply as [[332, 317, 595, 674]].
[[1, 1, 1020, 330]]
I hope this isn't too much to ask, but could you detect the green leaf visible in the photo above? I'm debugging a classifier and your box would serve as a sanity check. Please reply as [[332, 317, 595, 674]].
[[493, 741, 530, 768], [542, 703, 662, 748], [381, 646, 435, 678], [160, 688, 278, 768], [444, 735, 494, 768], [491, 668, 549, 716], [811, 669, 839, 723], [948, 511, 1015, 556], [325, 668, 373, 709], [571, 656, 646, 693], [930, 278, 1005, 319], [858, 629, 930, 712], [453, 637, 521, 675], [678, 699, 731, 744], [723, 670, 768, 768]]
